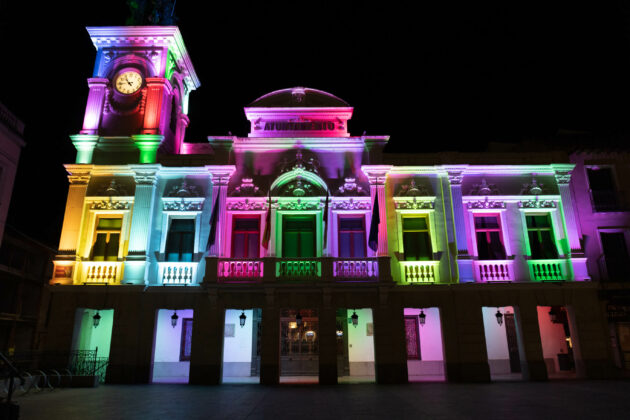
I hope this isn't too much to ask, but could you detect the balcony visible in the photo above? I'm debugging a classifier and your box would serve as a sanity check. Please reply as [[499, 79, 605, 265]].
[[473, 260, 515, 282], [528, 259, 568, 281], [276, 258, 321, 280], [399, 261, 440, 284], [81, 261, 123, 285], [158, 262, 197, 285], [333, 258, 379, 281], [218, 259, 264, 283]]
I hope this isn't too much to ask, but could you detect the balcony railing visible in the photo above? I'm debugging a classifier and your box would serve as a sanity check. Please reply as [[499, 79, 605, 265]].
[[333, 258, 379, 280], [473, 260, 514, 282], [400, 261, 440, 283], [218, 259, 264, 282], [528, 260, 568, 281], [81, 262, 123, 285], [158, 262, 197, 285], [276, 258, 321, 279]]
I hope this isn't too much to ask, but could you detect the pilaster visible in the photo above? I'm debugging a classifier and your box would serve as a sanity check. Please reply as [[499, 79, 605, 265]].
[[363, 165, 392, 257], [189, 296, 224, 385], [447, 169, 472, 282], [552, 165, 582, 256], [142, 77, 172, 135], [70, 135, 99, 164], [513, 304, 548, 381], [80, 78, 108, 135], [260, 303, 280, 384], [132, 135, 164, 164], [206, 166, 236, 257], [123, 165, 159, 285]]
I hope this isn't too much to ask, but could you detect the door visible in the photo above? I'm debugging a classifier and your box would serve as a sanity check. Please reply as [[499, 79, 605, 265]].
[[405, 316, 421, 360], [280, 309, 319, 375], [504, 314, 521, 373]]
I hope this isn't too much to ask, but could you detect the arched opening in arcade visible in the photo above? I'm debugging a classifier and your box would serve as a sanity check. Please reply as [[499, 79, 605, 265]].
[[337, 308, 376, 383], [222, 308, 262, 384], [537, 305, 580, 379], [70, 308, 114, 383], [280, 308, 319, 384], [481, 306, 525, 381], [150, 308, 193, 383], [404, 307, 446, 382]]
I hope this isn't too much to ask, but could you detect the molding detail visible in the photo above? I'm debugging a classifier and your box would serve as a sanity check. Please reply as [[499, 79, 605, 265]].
[[275, 199, 324, 211], [280, 150, 321, 175], [466, 197, 506, 209], [554, 171, 572, 185], [231, 178, 263, 196], [162, 197, 204, 211], [468, 179, 500, 195], [520, 178, 547, 195], [396, 179, 430, 196], [134, 170, 158, 186], [68, 173, 91, 185], [90, 199, 131, 210], [448, 171, 463, 185], [226, 199, 268, 211], [331, 198, 371, 210], [518, 198, 557, 209], [393, 196, 436, 210], [336, 177, 368, 196]]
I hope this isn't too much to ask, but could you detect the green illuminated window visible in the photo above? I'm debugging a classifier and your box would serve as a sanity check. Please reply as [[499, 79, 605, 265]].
[[402, 217, 432, 261], [526, 214, 558, 259], [165, 219, 195, 262], [91, 217, 122, 261], [282, 215, 315, 258]]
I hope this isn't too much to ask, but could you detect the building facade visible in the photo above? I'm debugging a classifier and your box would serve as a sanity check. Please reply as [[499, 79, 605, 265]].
[[42, 26, 613, 385]]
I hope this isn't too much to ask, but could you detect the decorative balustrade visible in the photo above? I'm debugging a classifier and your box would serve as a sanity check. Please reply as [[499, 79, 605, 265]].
[[399, 261, 440, 283], [158, 262, 197, 285], [528, 260, 567, 281], [333, 258, 379, 280], [473, 260, 514, 282], [276, 258, 321, 279], [218, 259, 263, 281], [81, 262, 123, 284]]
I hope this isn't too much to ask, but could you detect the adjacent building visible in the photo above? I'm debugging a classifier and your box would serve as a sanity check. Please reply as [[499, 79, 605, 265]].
[[42, 26, 613, 385]]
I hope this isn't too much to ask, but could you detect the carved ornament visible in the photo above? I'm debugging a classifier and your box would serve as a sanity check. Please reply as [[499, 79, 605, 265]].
[[331, 198, 371, 210], [396, 179, 430, 197], [90, 199, 131, 210], [226, 199, 268, 211], [275, 199, 324, 211], [554, 171, 572, 185], [468, 179, 500, 195], [448, 171, 463, 185], [393, 196, 435, 210], [280, 150, 320, 175], [520, 178, 547, 195], [336, 177, 368, 196], [162, 198, 204, 211], [97, 180, 129, 196], [167, 181, 201, 197], [518, 198, 557, 209], [231, 178, 263, 196], [466, 197, 506, 209]]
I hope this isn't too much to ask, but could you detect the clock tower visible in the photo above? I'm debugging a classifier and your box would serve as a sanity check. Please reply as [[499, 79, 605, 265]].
[[71, 26, 200, 164]]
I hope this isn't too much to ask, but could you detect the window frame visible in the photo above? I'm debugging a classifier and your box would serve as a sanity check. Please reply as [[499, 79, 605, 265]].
[[164, 218, 196, 262], [585, 165, 620, 213], [90, 216, 123, 261], [281, 213, 317, 258], [397, 212, 436, 261], [337, 214, 367, 259], [471, 213, 508, 260], [82, 207, 132, 261], [520, 210, 562, 260], [159, 212, 202, 260], [231, 214, 261, 259]]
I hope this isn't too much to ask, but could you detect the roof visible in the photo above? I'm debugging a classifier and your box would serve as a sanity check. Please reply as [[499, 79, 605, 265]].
[[248, 87, 350, 108]]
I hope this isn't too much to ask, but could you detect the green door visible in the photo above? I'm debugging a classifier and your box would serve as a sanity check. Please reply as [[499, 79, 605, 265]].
[[282, 215, 316, 257]]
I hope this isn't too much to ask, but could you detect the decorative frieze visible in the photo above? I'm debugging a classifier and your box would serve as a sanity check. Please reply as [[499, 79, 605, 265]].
[[226, 199, 268, 211], [393, 196, 435, 210], [90, 199, 131, 210], [331, 198, 371, 210], [162, 197, 204, 211], [466, 198, 506, 209], [275, 199, 323, 211]]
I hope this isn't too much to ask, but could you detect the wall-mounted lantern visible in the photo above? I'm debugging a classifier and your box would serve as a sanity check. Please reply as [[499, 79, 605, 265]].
[[495, 308, 504, 326], [93, 311, 101, 328], [171, 311, 179, 328], [419, 310, 426, 326], [239, 311, 247, 328], [351, 310, 359, 327]]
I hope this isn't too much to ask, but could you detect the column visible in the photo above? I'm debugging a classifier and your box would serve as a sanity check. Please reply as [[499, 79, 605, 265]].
[[207, 167, 236, 258], [123, 166, 159, 285], [319, 301, 338, 384], [373, 300, 408, 384], [362, 165, 392, 257], [70, 135, 99, 164], [80, 77, 108, 135], [57, 165, 91, 285], [189, 298, 224, 385], [260, 302, 280, 384], [441, 294, 490, 382], [142, 77, 171, 135], [447, 169, 473, 282], [513, 304, 548, 381]]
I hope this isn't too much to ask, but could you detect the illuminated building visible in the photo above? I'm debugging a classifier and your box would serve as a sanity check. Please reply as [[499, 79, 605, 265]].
[[43, 26, 611, 384]]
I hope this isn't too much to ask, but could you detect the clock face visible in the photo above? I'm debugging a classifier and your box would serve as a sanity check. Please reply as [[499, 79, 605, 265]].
[[114, 71, 143, 94]]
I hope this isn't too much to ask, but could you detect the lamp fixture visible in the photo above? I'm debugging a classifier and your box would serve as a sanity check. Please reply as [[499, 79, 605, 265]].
[[93, 311, 101, 328], [239, 310, 247, 328], [171, 311, 179, 328], [419, 310, 426, 326], [495, 308, 504, 326], [351, 310, 359, 327]]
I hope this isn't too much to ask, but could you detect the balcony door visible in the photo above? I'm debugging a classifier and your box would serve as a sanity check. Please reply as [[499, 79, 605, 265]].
[[282, 215, 316, 258]]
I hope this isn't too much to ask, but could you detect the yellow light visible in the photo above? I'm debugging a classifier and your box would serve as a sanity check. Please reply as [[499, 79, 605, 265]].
[[289, 322, 297, 329]]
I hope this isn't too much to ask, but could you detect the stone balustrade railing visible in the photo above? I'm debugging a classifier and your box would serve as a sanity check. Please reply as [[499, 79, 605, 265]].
[[333, 258, 379, 280], [218, 259, 264, 282], [276, 258, 321, 279], [81, 261, 123, 285], [399, 261, 440, 283], [528, 259, 568, 281], [473, 260, 515, 282], [158, 262, 197, 285]]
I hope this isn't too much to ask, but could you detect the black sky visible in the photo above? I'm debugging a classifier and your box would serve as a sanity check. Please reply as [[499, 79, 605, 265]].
[[2, 1, 630, 246]]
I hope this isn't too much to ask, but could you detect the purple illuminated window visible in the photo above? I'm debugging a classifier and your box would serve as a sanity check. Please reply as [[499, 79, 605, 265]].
[[338, 216, 366, 258], [474, 215, 506, 260], [232, 216, 260, 259]]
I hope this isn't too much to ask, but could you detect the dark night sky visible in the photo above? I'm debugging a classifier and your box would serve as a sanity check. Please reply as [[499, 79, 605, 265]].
[[2, 1, 630, 247]]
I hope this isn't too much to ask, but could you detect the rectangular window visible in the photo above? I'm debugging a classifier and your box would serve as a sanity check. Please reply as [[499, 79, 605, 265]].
[[474, 215, 506, 260], [180, 318, 193, 361], [402, 217, 432, 261], [587, 167, 619, 212], [526, 215, 558, 259], [282, 215, 316, 257], [338, 216, 366, 258], [232, 216, 260, 259], [91, 217, 122, 261], [165, 219, 195, 262], [600, 232, 630, 281]]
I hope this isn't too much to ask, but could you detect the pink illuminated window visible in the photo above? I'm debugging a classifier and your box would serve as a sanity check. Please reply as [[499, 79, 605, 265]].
[[338, 216, 366, 258], [474, 215, 506, 260], [231, 216, 260, 259]]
